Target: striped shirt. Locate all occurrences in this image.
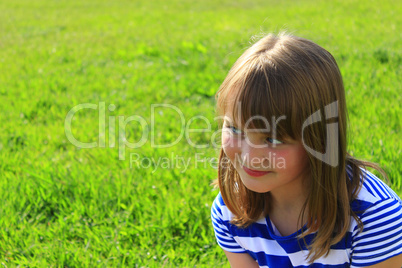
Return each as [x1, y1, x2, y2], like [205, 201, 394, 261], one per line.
[211, 169, 402, 267]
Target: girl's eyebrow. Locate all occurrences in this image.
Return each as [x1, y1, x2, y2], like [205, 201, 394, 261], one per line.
[224, 121, 273, 136]
[223, 120, 239, 129]
[223, 115, 238, 126]
[223, 115, 275, 135]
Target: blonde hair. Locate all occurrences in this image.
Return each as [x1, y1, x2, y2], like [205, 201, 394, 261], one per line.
[215, 32, 386, 263]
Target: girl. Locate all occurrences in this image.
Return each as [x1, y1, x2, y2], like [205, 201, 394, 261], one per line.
[211, 33, 402, 267]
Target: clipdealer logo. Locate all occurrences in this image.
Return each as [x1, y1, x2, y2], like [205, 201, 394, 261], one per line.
[64, 101, 340, 167]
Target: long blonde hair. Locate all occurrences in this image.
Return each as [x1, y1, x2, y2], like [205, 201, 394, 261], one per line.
[215, 32, 386, 263]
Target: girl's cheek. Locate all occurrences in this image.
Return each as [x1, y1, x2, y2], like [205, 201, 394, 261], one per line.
[221, 131, 231, 148]
[222, 134, 238, 160]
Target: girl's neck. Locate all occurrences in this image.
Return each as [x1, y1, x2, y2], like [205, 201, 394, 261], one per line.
[269, 188, 308, 216]
[267, 173, 311, 235]
[270, 174, 310, 210]
[268, 190, 309, 236]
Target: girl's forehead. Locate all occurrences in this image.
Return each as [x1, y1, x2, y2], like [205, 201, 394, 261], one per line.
[218, 86, 293, 138]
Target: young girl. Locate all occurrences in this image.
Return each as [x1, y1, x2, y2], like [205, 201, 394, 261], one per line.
[211, 33, 402, 267]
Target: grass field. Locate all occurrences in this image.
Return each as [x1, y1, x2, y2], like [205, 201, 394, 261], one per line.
[0, 0, 401, 266]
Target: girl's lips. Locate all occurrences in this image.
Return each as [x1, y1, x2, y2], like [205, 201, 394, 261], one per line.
[242, 166, 271, 177]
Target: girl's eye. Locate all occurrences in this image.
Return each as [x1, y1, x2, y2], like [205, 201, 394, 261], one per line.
[228, 126, 243, 135]
[266, 137, 283, 145]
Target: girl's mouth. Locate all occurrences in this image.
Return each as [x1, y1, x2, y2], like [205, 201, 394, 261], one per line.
[242, 166, 271, 177]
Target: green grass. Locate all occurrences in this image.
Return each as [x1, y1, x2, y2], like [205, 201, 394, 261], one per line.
[0, 0, 401, 266]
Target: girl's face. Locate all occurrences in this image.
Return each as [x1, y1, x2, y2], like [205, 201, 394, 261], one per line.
[222, 114, 310, 194]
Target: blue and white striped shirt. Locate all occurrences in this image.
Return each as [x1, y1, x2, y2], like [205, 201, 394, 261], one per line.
[211, 170, 402, 267]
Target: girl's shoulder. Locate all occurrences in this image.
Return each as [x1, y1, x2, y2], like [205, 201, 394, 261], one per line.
[349, 168, 402, 214]
[211, 192, 234, 221]
[348, 169, 402, 265]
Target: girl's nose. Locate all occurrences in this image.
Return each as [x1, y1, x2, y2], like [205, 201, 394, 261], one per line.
[241, 138, 270, 168]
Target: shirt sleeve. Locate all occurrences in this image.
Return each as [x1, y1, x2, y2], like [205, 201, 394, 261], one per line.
[350, 198, 402, 267]
[211, 192, 246, 253]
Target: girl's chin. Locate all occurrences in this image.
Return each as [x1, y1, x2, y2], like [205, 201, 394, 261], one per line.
[240, 179, 272, 193]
